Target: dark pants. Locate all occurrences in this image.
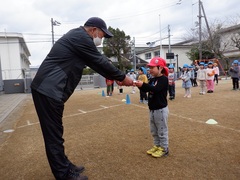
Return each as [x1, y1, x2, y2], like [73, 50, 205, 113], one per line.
[214, 74, 219, 84]
[31, 89, 71, 180]
[140, 89, 148, 101]
[232, 77, 239, 89]
[193, 78, 198, 86]
[107, 85, 112, 96]
[168, 84, 175, 99]
[190, 78, 194, 86]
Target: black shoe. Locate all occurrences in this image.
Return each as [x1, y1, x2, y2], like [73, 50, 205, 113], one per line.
[70, 164, 85, 174]
[66, 173, 88, 180]
[66, 166, 88, 180]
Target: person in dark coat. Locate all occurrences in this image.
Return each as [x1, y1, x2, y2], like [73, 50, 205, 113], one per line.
[31, 17, 133, 180]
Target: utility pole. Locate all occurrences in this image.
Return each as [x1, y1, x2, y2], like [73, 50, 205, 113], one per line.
[159, 14, 162, 57]
[133, 37, 136, 71]
[168, 25, 172, 63]
[130, 37, 136, 71]
[198, 0, 202, 61]
[200, 2, 216, 57]
[51, 18, 61, 46]
[168, 25, 171, 53]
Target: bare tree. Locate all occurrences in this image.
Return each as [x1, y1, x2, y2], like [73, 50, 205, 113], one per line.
[231, 32, 240, 50]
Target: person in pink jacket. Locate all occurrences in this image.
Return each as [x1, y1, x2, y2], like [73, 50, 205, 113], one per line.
[206, 61, 215, 93]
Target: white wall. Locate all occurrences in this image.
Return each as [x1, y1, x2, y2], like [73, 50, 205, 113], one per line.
[219, 25, 240, 58]
[0, 33, 30, 80]
[137, 45, 192, 71]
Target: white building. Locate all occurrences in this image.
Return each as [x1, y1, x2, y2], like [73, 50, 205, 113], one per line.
[135, 43, 192, 71]
[218, 24, 240, 60]
[0, 32, 31, 80]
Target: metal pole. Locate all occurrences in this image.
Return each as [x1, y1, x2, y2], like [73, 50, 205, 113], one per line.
[51, 18, 54, 46]
[198, 0, 202, 61]
[159, 14, 162, 57]
[168, 25, 171, 53]
[176, 54, 179, 77]
[168, 25, 172, 63]
[133, 37, 136, 71]
[201, 1, 215, 57]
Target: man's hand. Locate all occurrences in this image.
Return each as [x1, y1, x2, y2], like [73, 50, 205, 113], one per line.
[116, 76, 133, 86]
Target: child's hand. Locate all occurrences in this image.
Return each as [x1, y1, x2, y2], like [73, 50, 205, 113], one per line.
[134, 80, 143, 87]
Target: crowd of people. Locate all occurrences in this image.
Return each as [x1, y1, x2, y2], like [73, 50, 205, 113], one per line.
[108, 59, 239, 101]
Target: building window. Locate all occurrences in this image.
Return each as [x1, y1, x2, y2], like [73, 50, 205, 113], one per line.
[145, 53, 152, 59]
[154, 51, 160, 57]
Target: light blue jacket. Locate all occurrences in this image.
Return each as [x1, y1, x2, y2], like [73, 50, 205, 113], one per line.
[180, 71, 192, 88]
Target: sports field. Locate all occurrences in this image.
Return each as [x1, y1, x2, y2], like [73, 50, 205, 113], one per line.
[0, 79, 239, 180]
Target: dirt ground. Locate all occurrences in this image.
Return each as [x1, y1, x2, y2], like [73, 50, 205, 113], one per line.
[0, 79, 240, 180]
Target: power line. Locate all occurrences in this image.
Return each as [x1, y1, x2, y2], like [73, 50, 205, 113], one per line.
[61, 0, 182, 24]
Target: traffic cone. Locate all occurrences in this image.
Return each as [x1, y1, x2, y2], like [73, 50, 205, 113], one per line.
[126, 94, 131, 104]
[102, 90, 105, 97]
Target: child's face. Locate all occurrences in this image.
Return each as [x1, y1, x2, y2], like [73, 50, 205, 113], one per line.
[138, 70, 143, 74]
[183, 67, 187, 71]
[208, 64, 213, 68]
[169, 68, 174, 73]
[148, 66, 163, 77]
[199, 65, 204, 69]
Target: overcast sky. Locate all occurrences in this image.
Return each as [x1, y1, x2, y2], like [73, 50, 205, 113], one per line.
[0, 0, 239, 66]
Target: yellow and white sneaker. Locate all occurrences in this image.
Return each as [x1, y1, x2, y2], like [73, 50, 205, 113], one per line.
[146, 145, 159, 155]
[151, 147, 169, 158]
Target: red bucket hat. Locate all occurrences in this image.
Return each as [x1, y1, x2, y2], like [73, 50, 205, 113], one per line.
[147, 57, 169, 76]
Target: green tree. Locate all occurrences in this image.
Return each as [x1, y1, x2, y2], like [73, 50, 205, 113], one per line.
[186, 43, 214, 63]
[102, 27, 131, 71]
[82, 67, 96, 75]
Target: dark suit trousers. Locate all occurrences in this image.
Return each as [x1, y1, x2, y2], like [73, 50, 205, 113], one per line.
[31, 89, 71, 180]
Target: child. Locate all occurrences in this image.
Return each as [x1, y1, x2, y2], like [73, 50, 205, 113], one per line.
[168, 64, 176, 100]
[146, 68, 152, 81]
[193, 66, 198, 87]
[118, 85, 123, 94]
[129, 69, 137, 93]
[189, 65, 195, 87]
[180, 64, 192, 98]
[134, 57, 169, 158]
[137, 67, 148, 103]
[229, 60, 239, 90]
[213, 63, 220, 85]
[106, 79, 114, 96]
[197, 62, 207, 95]
[206, 61, 215, 93]
[204, 64, 208, 69]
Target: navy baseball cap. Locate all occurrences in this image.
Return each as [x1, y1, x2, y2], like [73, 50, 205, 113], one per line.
[84, 17, 113, 38]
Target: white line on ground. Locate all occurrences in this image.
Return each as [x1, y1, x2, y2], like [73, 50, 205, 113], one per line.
[110, 97, 240, 133]
[78, 109, 87, 113]
[14, 97, 239, 133]
[64, 104, 123, 119]
[17, 122, 39, 129]
[100, 105, 109, 109]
